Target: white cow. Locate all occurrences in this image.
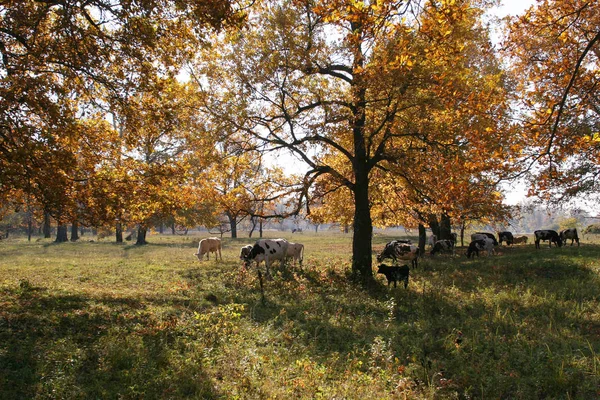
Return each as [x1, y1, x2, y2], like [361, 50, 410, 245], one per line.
[243, 238, 289, 278]
[194, 237, 222, 261]
[286, 242, 304, 265]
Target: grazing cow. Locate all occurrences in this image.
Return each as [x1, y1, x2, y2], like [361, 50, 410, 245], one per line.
[534, 230, 563, 249]
[239, 245, 253, 267]
[430, 239, 455, 256]
[498, 231, 514, 246]
[475, 232, 499, 246]
[286, 242, 305, 265]
[513, 235, 528, 244]
[195, 237, 222, 261]
[466, 238, 495, 258]
[244, 238, 289, 278]
[377, 241, 419, 269]
[239, 245, 253, 259]
[377, 264, 410, 288]
[560, 228, 580, 246]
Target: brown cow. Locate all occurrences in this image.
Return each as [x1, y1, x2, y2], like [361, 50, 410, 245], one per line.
[513, 235, 528, 244]
[286, 242, 304, 265]
[195, 237, 222, 261]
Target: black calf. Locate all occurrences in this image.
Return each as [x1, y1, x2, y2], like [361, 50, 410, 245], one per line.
[377, 264, 410, 288]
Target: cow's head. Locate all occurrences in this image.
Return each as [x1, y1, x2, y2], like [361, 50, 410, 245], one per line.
[244, 243, 265, 261]
[555, 236, 563, 247]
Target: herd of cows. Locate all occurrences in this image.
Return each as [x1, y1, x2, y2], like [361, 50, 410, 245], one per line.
[193, 228, 581, 287]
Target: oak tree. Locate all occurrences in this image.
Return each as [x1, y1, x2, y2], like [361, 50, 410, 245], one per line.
[198, 0, 514, 281]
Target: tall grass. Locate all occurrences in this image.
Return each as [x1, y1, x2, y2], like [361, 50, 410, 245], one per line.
[1, 232, 599, 399]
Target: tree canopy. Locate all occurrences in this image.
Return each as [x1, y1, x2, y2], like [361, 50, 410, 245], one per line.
[504, 0, 600, 206]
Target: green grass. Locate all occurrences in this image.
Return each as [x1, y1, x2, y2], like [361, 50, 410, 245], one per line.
[1, 231, 599, 399]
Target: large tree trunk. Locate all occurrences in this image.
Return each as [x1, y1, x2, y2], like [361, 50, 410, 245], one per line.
[351, 181, 373, 282]
[428, 214, 441, 239]
[55, 224, 68, 243]
[135, 225, 147, 245]
[43, 211, 51, 238]
[349, 27, 373, 283]
[440, 213, 452, 241]
[70, 221, 79, 242]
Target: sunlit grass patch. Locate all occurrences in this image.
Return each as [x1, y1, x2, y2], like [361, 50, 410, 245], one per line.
[1, 233, 599, 399]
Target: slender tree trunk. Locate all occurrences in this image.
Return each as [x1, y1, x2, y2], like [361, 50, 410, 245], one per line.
[27, 210, 33, 242]
[171, 222, 176, 235]
[249, 216, 256, 238]
[228, 213, 238, 239]
[136, 225, 147, 245]
[259, 219, 263, 238]
[418, 223, 426, 256]
[115, 220, 123, 243]
[55, 224, 68, 243]
[70, 221, 79, 241]
[460, 220, 466, 247]
[43, 211, 51, 238]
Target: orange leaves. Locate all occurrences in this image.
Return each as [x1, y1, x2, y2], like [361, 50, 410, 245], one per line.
[503, 0, 600, 202]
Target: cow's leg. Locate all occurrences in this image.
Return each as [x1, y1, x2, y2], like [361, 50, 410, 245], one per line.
[218, 247, 222, 261]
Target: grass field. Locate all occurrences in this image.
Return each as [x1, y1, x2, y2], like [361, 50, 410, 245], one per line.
[1, 231, 599, 399]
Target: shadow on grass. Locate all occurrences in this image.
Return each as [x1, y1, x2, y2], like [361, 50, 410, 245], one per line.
[177, 245, 600, 399]
[0, 284, 219, 400]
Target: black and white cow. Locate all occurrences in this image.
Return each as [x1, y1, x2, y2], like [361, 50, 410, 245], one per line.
[534, 230, 563, 249]
[466, 238, 495, 258]
[560, 228, 580, 246]
[430, 239, 455, 256]
[244, 238, 289, 278]
[497, 231, 514, 246]
[377, 241, 419, 269]
[239, 244, 254, 267]
[474, 232, 499, 246]
[239, 245, 253, 260]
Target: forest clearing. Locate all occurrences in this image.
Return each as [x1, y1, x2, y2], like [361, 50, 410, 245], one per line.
[1, 232, 599, 399]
